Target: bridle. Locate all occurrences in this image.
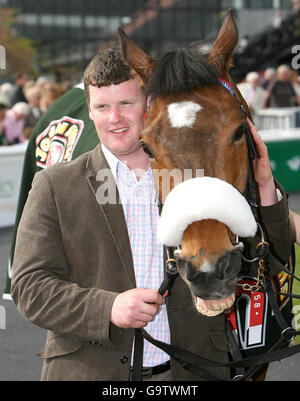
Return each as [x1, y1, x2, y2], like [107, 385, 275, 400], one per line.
[132, 78, 300, 381]
[141, 77, 267, 265]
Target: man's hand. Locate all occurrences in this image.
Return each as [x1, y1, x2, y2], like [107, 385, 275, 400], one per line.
[247, 118, 277, 206]
[110, 288, 165, 329]
[289, 210, 300, 245]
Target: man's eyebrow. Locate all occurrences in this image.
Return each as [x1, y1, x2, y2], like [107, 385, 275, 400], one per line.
[120, 96, 142, 102]
[92, 96, 143, 107]
[92, 103, 107, 108]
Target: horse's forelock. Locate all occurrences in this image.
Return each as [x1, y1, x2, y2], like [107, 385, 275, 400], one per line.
[146, 48, 219, 96]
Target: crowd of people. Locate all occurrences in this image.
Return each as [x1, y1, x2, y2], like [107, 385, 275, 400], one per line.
[0, 73, 72, 146]
[1, 65, 299, 147]
[237, 65, 300, 120]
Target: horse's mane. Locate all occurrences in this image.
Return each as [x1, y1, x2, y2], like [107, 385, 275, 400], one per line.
[146, 48, 218, 96]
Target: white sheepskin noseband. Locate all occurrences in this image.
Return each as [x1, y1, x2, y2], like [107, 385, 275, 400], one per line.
[157, 177, 257, 246]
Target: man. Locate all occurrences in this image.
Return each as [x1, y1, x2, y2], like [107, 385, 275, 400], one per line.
[264, 64, 299, 108]
[23, 85, 43, 140]
[9, 72, 28, 107]
[2, 101, 30, 144]
[238, 71, 265, 117]
[11, 46, 292, 381]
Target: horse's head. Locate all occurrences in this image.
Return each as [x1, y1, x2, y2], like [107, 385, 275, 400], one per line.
[119, 10, 257, 316]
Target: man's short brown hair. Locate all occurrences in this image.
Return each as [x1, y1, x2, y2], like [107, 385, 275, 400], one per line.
[83, 46, 135, 106]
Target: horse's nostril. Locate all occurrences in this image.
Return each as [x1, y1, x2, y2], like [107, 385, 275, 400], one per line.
[186, 262, 202, 282]
[215, 251, 241, 279]
[215, 255, 230, 279]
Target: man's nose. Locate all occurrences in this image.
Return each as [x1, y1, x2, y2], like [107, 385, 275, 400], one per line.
[108, 106, 121, 123]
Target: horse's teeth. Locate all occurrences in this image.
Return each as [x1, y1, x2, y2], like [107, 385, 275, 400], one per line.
[195, 293, 235, 316]
[196, 303, 222, 316]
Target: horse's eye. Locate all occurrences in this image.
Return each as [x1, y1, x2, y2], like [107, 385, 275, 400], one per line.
[232, 125, 246, 143]
[140, 141, 155, 161]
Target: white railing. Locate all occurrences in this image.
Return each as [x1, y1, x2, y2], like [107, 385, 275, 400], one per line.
[0, 142, 27, 228]
[256, 107, 300, 130]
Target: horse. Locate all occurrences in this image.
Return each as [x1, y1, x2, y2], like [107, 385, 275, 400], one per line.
[118, 10, 299, 381]
[118, 10, 259, 319]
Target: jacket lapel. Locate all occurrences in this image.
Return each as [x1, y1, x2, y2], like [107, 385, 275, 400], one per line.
[86, 145, 136, 287]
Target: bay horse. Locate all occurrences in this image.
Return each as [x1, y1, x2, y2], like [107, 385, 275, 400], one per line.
[119, 10, 258, 318]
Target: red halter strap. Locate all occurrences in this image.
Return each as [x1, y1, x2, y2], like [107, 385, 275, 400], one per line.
[143, 94, 155, 120]
[218, 77, 236, 97]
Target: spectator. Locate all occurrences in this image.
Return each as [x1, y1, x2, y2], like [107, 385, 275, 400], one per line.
[36, 76, 50, 91]
[0, 102, 8, 145]
[0, 82, 13, 105]
[23, 86, 43, 140]
[292, 0, 300, 13]
[272, 10, 283, 28]
[23, 80, 36, 95]
[264, 65, 299, 107]
[260, 67, 276, 90]
[2, 102, 30, 145]
[58, 81, 73, 96]
[39, 83, 61, 113]
[290, 70, 300, 102]
[240, 71, 265, 115]
[9, 72, 28, 107]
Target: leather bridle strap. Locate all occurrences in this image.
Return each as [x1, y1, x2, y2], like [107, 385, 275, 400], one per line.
[135, 326, 300, 381]
[218, 79, 259, 221]
[132, 328, 144, 381]
[240, 106, 260, 222]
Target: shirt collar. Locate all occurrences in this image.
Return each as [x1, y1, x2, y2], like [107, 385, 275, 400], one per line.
[101, 143, 121, 180]
[101, 143, 152, 182]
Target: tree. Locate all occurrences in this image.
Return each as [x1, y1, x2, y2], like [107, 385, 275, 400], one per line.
[0, 8, 37, 76]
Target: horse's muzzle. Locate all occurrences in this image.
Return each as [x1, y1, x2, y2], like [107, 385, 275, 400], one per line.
[215, 250, 242, 280]
[178, 249, 241, 301]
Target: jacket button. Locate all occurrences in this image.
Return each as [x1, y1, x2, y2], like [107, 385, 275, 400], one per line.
[120, 356, 129, 364]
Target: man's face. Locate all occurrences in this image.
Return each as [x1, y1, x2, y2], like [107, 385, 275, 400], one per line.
[277, 68, 289, 82]
[88, 78, 146, 160]
[14, 112, 26, 121]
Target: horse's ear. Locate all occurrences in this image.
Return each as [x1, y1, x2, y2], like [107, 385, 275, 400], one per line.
[118, 29, 156, 85]
[208, 9, 238, 75]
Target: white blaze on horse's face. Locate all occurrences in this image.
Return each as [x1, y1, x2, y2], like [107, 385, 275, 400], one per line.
[168, 101, 203, 128]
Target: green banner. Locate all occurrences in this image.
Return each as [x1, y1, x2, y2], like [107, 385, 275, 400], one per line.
[266, 139, 300, 193]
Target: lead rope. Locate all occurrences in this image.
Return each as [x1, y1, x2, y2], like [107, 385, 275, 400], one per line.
[131, 250, 178, 381]
[131, 197, 178, 381]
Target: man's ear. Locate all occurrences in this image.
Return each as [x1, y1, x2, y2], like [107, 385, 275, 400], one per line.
[88, 107, 94, 121]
